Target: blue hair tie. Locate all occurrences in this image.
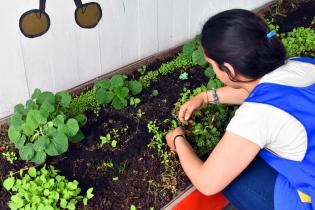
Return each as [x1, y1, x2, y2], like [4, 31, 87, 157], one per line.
[266, 30, 276, 39]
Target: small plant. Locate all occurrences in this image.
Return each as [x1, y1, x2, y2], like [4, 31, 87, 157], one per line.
[130, 97, 141, 107]
[182, 36, 208, 67]
[147, 121, 170, 165]
[264, 18, 280, 33]
[95, 75, 143, 110]
[151, 89, 159, 97]
[8, 89, 86, 164]
[179, 72, 189, 80]
[112, 176, 119, 181]
[3, 165, 93, 210]
[68, 87, 101, 117]
[130, 204, 137, 210]
[96, 159, 114, 171]
[136, 109, 145, 118]
[1, 146, 17, 164]
[100, 129, 119, 148]
[137, 65, 147, 75]
[139, 70, 159, 88]
[281, 27, 315, 57]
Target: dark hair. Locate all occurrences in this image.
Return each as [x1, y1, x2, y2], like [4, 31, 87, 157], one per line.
[201, 9, 286, 81]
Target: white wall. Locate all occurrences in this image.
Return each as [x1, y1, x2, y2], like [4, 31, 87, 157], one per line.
[0, 0, 271, 119]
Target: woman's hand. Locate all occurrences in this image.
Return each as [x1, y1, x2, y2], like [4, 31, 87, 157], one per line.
[178, 92, 207, 123]
[165, 127, 186, 152]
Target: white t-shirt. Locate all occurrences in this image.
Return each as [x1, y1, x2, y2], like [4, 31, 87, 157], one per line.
[226, 60, 315, 161]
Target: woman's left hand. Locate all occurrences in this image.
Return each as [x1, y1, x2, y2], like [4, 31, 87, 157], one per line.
[166, 127, 186, 152]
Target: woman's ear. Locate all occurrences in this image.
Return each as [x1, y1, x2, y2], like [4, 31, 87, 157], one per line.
[222, 62, 237, 78]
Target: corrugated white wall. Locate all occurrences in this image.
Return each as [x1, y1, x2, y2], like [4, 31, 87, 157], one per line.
[0, 0, 271, 119]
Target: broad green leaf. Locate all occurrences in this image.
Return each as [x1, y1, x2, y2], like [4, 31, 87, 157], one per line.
[36, 91, 55, 105]
[115, 87, 129, 98]
[31, 151, 46, 164]
[28, 167, 37, 178]
[69, 130, 85, 144]
[65, 119, 79, 137]
[95, 79, 111, 89]
[40, 101, 55, 118]
[26, 110, 47, 128]
[26, 99, 37, 110]
[52, 115, 65, 127]
[33, 136, 50, 152]
[46, 132, 68, 156]
[112, 96, 128, 110]
[3, 177, 15, 190]
[96, 88, 114, 104]
[15, 135, 26, 149]
[204, 66, 215, 79]
[110, 75, 125, 88]
[19, 143, 35, 161]
[10, 112, 23, 128]
[192, 47, 208, 67]
[129, 80, 142, 95]
[8, 126, 21, 142]
[182, 38, 198, 58]
[56, 91, 72, 108]
[14, 104, 25, 114]
[21, 123, 35, 137]
[31, 88, 42, 100]
[74, 114, 87, 127]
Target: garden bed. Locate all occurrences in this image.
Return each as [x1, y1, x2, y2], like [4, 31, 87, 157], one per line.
[1, 1, 314, 210]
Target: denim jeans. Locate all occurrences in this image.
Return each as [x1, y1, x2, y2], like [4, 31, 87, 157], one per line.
[222, 156, 278, 210]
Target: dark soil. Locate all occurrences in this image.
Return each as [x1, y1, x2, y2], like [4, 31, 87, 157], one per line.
[264, 0, 315, 32]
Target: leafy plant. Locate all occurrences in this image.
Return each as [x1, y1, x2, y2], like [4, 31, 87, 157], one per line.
[264, 18, 280, 33]
[68, 87, 101, 117]
[147, 121, 171, 165]
[182, 36, 208, 67]
[130, 204, 137, 210]
[139, 70, 159, 88]
[95, 75, 143, 110]
[3, 165, 93, 210]
[179, 72, 189, 80]
[100, 129, 119, 148]
[8, 89, 86, 164]
[281, 27, 315, 57]
[130, 97, 141, 107]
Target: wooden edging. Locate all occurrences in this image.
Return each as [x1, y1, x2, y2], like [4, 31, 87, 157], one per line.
[0, 45, 182, 126]
[161, 185, 195, 210]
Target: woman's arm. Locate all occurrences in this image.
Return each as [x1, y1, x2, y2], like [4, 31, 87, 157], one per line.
[179, 86, 249, 122]
[166, 129, 260, 195]
[212, 86, 249, 105]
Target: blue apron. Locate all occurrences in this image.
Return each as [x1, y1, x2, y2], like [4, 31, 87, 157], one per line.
[245, 57, 315, 210]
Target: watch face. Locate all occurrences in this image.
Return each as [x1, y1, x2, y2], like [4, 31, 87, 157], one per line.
[19, 9, 50, 38]
[75, 2, 102, 28]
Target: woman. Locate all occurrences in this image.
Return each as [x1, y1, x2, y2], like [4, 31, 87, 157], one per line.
[166, 9, 315, 210]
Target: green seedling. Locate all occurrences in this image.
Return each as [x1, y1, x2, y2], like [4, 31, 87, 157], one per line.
[130, 97, 141, 107]
[151, 89, 159, 97]
[137, 65, 147, 75]
[136, 109, 145, 118]
[179, 72, 189, 80]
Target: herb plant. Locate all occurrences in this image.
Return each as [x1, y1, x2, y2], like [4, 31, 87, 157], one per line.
[95, 75, 143, 110]
[151, 89, 159, 97]
[68, 87, 101, 117]
[3, 165, 93, 210]
[1, 146, 17, 164]
[281, 27, 315, 57]
[8, 89, 86, 164]
[100, 129, 119, 148]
